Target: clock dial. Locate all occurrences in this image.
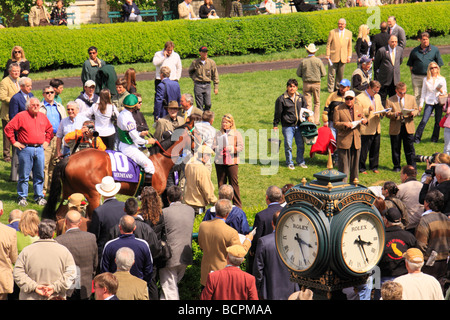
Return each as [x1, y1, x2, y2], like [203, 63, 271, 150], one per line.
[277, 210, 319, 272]
[340, 212, 384, 274]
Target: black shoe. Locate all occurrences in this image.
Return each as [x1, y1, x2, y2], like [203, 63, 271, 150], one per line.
[392, 168, 401, 172]
[144, 173, 153, 186]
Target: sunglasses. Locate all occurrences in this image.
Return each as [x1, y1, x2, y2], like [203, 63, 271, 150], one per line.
[44, 91, 55, 94]
[13, 51, 21, 54]
[345, 97, 354, 100]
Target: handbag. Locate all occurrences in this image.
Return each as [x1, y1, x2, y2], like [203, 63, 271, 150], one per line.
[438, 94, 448, 106]
[439, 113, 448, 128]
[156, 221, 172, 268]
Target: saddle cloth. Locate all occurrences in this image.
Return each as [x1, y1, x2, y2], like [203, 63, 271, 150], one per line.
[106, 150, 142, 183]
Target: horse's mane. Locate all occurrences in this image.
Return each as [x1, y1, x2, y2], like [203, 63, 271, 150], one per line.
[148, 124, 192, 156]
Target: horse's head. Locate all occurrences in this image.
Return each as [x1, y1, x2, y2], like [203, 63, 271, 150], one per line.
[149, 124, 199, 161]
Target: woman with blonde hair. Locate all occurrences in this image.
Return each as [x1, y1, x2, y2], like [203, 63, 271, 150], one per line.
[17, 209, 40, 254]
[3, 46, 30, 78]
[83, 88, 119, 150]
[414, 62, 447, 144]
[355, 24, 372, 66]
[213, 114, 244, 208]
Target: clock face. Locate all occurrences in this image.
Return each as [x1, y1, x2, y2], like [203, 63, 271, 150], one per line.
[277, 210, 319, 272]
[340, 212, 384, 274]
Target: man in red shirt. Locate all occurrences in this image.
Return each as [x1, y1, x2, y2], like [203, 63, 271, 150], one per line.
[4, 97, 53, 207]
[200, 245, 258, 300]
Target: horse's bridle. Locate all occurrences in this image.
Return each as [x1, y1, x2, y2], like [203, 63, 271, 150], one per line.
[148, 126, 198, 159]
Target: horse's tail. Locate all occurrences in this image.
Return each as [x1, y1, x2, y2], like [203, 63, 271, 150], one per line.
[42, 157, 69, 220]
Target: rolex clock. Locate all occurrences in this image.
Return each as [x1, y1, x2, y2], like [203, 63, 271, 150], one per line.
[276, 202, 330, 278]
[330, 207, 385, 278]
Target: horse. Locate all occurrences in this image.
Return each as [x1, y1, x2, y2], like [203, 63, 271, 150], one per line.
[42, 123, 197, 221]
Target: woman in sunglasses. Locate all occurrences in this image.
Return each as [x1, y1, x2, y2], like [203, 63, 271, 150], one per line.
[3, 46, 30, 79]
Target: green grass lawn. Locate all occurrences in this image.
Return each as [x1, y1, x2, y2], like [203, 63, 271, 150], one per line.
[1, 52, 449, 229]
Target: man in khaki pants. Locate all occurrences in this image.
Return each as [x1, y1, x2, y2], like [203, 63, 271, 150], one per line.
[297, 44, 326, 125]
[326, 18, 353, 93]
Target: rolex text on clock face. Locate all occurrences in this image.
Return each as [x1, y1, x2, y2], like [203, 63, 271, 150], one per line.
[341, 213, 383, 273]
[278, 211, 319, 272]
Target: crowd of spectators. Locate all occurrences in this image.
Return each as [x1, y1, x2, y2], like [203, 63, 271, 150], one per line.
[0, 4, 448, 302]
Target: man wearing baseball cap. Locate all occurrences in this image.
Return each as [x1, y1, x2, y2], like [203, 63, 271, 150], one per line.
[393, 248, 444, 300]
[117, 94, 156, 180]
[188, 46, 219, 111]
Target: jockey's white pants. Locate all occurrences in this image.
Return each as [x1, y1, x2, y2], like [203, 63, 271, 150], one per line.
[119, 142, 155, 174]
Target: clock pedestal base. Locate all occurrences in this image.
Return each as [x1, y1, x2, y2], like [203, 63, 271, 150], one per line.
[290, 270, 370, 300]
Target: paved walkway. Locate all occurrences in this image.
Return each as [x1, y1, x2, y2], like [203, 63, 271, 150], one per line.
[32, 45, 450, 91]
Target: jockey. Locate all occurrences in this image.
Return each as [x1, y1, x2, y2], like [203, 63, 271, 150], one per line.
[117, 94, 156, 180]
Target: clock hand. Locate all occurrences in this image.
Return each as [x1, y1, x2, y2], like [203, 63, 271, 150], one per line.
[294, 233, 307, 265]
[355, 235, 369, 263]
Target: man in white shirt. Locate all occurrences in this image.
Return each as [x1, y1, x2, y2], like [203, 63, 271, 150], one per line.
[75, 80, 100, 114]
[152, 41, 182, 90]
[394, 248, 444, 300]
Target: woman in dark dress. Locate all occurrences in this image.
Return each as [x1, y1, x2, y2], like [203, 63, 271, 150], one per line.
[3, 46, 30, 79]
[199, 0, 218, 18]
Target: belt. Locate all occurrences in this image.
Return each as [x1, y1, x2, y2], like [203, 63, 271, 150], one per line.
[194, 81, 210, 84]
[25, 144, 42, 148]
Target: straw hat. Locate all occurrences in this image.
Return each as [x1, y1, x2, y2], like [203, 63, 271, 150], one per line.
[305, 43, 318, 53]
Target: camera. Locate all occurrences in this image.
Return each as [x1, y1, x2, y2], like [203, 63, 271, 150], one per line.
[85, 124, 99, 138]
[415, 153, 438, 164]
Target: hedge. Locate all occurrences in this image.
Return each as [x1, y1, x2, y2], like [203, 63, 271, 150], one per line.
[0, 2, 449, 72]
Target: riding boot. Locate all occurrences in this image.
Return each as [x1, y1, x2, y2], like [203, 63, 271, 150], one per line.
[144, 173, 153, 186]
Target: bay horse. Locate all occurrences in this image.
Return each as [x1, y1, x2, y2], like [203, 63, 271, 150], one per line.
[42, 123, 197, 221]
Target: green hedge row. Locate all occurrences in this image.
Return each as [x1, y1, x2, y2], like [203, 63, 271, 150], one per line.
[0, 2, 449, 72]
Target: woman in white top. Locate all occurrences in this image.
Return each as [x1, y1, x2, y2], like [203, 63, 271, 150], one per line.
[414, 62, 447, 143]
[83, 89, 119, 150]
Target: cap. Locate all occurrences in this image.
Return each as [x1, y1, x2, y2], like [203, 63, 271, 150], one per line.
[199, 46, 208, 52]
[403, 248, 424, 263]
[344, 90, 355, 98]
[84, 80, 96, 87]
[360, 56, 373, 64]
[123, 94, 139, 108]
[340, 79, 351, 87]
[226, 245, 247, 258]
[197, 144, 215, 155]
[382, 207, 402, 223]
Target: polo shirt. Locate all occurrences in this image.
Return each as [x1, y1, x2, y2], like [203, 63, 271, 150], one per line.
[407, 45, 444, 75]
[4, 110, 53, 145]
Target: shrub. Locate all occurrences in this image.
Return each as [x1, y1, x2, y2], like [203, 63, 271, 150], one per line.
[0, 2, 448, 72]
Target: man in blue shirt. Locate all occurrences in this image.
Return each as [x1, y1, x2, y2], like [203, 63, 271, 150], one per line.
[203, 184, 250, 235]
[154, 66, 181, 121]
[100, 215, 153, 286]
[407, 32, 444, 108]
[39, 85, 66, 195]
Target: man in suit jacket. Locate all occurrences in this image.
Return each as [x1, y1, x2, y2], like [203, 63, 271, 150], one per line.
[55, 210, 98, 300]
[198, 199, 253, 286]
[8, 77, 34, 182]
[178, 0, 197, 19]
[159, 186, 196, 300]
[248, 185, 283, 274]
[88, 176, 125, 264]
[0, 62, 20, 162]
[386, 82, 419, 171]
[387, 16, 406, 49]
[253, 210, 300, 300]
[356, 80, 384, 174]
[370, 21, 390, 59]
[154, 66, 181, 122]
[373, 35, 403, 106]
[0, 202, 18, 300]
[28, 0, 51, 27]
[326, 18, 353, 93]
[114, 247, 149, 300]
[200, 245, 258, 300]
[333, 90, 368, 183]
